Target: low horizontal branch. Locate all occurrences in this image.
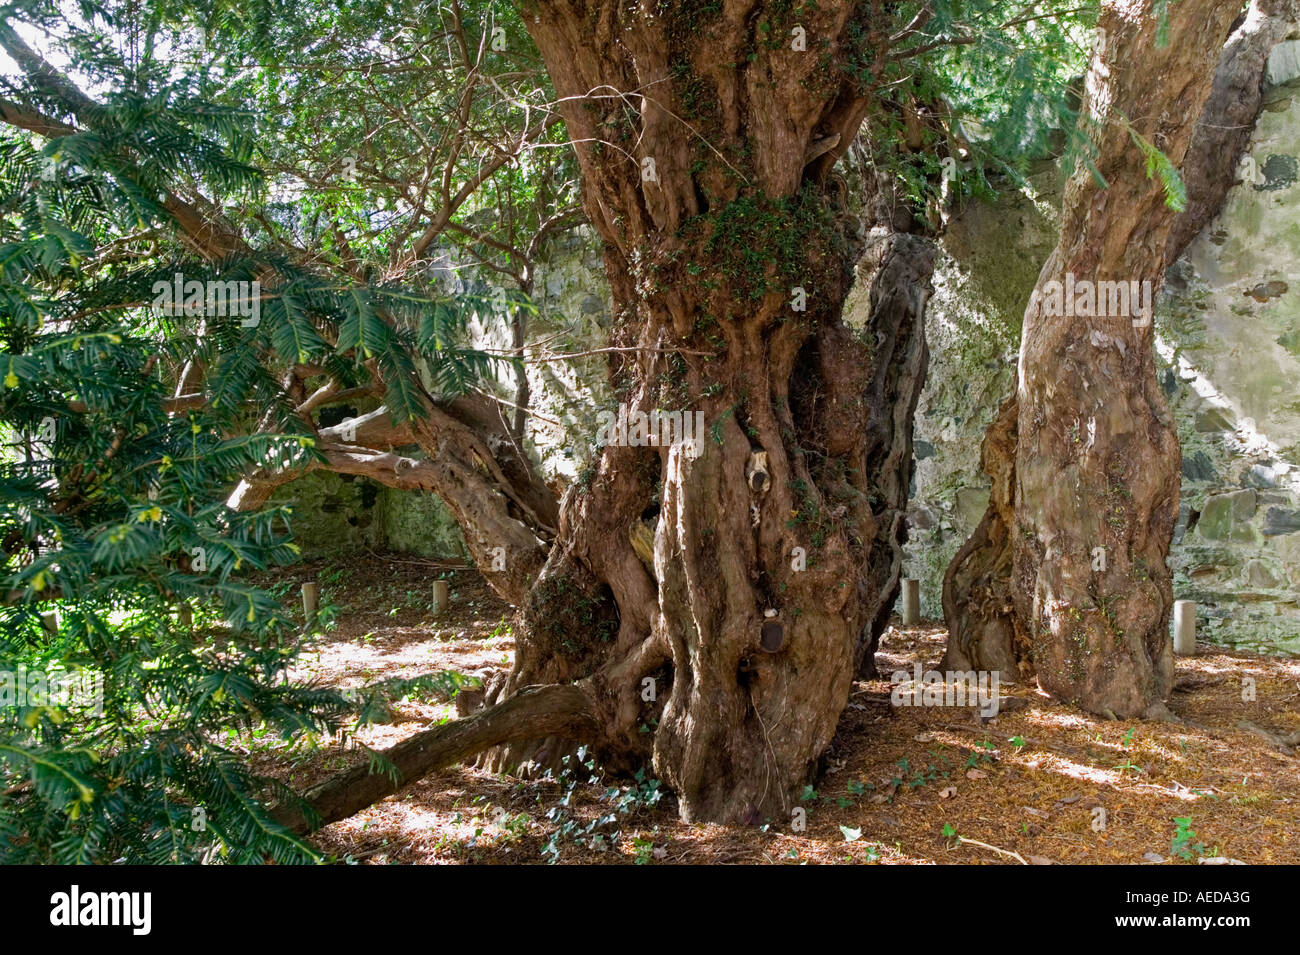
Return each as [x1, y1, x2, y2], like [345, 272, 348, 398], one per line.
[276, 683, 599, 834]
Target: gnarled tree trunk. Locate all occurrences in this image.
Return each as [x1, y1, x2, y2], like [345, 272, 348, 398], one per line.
[470, 0, 938, 823]
[941, 391, 1023, 677]
[942, 0, 1250, 716]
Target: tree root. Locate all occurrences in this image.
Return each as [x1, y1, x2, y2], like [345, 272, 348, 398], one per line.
[1141, 702, 1183, 724]
[1236, 720, 1299, 756]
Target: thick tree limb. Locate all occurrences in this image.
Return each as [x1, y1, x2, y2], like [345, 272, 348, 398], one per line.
[66, 393, 205, 415]
[0, 97, 75, 137]
[277, 683, 599, 834]
[229, 398, 554, 604]
[277, 630, 670, 833]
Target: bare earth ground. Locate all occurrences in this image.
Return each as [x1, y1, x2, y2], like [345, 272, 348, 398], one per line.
[248, 554, 1300, 865]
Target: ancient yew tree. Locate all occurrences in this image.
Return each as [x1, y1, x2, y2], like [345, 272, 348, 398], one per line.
[5, 0, 938, 829]
[294, 0, 1252, 829]
[943, 0, 1260, 718]
[273, 0, 965, 829]
[10, 0, 1257, 841]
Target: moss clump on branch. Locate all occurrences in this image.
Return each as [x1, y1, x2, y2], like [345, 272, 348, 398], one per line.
[676, 188, 841, 307]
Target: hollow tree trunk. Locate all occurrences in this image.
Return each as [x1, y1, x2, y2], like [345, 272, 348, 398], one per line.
[479, 0, 935, 823]
[942, 0, 1243, 716]
[845, 229, 934, 680]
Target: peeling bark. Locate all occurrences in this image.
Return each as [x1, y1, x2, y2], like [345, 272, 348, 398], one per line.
[843, 232, 934, 679]
[941, 392, 1024, 676]
[943, 0, 1246, 716]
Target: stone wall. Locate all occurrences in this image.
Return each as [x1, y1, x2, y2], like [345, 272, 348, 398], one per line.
[1160, 67, 1300, 655]
[271, 234, 615, 560]
[520, 230, 615, 479]
[268, 399, 469, 558]
[268, 471, 470, 559]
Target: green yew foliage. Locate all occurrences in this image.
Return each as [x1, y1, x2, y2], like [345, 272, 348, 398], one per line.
[0, 0, 493, 862]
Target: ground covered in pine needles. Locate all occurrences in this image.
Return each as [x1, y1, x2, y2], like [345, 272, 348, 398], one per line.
[251, 555, 1300, 865]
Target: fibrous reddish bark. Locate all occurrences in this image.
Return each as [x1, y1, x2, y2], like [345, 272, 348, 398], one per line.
[943, 0, 1248, 716]
[941, 392, 1023, 677]
[475, 0, 937, 823]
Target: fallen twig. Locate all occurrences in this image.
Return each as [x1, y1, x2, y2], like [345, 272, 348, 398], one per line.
[956, 836, 1028, 865]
